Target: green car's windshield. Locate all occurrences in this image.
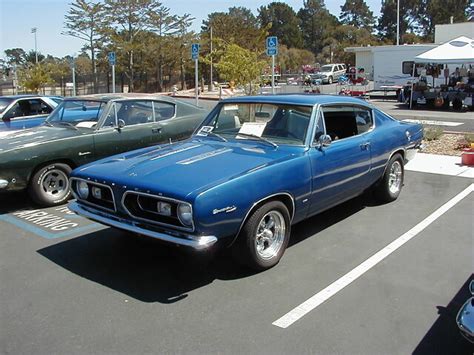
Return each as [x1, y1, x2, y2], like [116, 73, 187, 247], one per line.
[197, 102, 312, 146]
[47, 100, 106, 129]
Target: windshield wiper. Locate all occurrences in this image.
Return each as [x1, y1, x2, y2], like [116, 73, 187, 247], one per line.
[236, 132, 278, 148]
[57, 121, 78, 130]
[43, 121, 53, 127]
[206, 131, 227, 142]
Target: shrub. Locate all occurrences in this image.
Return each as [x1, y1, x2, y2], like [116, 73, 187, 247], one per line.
[423, 127, 443, 141]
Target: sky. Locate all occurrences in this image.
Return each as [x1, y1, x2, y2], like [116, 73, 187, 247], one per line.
[0, 0, 382, 58]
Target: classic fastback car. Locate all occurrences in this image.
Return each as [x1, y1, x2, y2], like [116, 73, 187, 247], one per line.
[0, 95, 62, 130]
[0, 94, 208, 206]
[68, 95, 423, 270]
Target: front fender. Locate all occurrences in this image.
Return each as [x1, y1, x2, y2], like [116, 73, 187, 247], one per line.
[192, 154, 311, 244]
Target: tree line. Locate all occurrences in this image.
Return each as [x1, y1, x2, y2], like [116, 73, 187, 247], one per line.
[1, 0, 472, 94]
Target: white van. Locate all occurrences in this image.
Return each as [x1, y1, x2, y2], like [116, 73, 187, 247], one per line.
[315, 64, 347, 84]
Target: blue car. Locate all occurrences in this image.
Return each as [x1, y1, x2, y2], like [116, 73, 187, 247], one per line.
[69, 95, 423, 270]
[0, 95, 62, 130]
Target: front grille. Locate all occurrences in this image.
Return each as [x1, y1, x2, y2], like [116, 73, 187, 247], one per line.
[71, 179, 115, 212]
[122, 191, 193, 231]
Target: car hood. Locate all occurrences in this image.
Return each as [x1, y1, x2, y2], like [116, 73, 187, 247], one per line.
[75, 139, 302, 199]
[0, 126, 84, 153]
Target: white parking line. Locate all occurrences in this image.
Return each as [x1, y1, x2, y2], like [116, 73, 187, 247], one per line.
[402, 118, 463, 127]
[272, 183, 474, 329]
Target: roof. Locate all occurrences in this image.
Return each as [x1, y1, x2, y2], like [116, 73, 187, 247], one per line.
[223, 94, 372, 107]
[414, 36, 474, 64]
[0, 94, 40, 99]
[345, 44, 436, 53]
[64, 93, 175, 103]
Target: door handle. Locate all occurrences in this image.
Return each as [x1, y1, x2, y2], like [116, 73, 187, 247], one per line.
[360, 142, 370, 150]
[152, 127, 161, 134]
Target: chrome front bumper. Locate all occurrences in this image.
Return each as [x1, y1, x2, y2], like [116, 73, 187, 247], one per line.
[68, 201, 218, 250]
[457, 297, 474, 343]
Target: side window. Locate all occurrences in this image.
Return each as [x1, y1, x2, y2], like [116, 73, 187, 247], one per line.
[402, 61, 414, 74]
[4, 102, 21, 119]
[153, 101, 175, 121]
[39, 99, 53, 114]
[115, 100, 153, 126]
[102, 104, 117, 128]
[313, 109, 325, 142]
[353, 107, 373, 134]
[321, 105, 358, 140]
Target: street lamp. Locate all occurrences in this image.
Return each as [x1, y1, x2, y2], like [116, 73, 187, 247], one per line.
[31, 27, 38, 64]
[396, 0, 400, 45]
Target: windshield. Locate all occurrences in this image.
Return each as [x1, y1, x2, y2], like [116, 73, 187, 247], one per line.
[47, 100, 106, 128]
[196, 102, 312, 146]
[320, 65, 333, 72]
[0, 98, 13, 113]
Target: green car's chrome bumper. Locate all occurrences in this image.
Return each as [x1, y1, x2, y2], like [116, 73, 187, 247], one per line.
[68, 201, 218, 250]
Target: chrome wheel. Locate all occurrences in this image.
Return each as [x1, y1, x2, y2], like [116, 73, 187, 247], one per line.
[255, 210, 286, 260]
[40, 169, 69, 198]
[388, 160, 402, 194]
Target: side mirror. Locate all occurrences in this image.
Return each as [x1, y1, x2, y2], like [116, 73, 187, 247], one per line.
[314, 134, 332, 149]
[470, 280, 474, 295]
[116, 119, 125, 130]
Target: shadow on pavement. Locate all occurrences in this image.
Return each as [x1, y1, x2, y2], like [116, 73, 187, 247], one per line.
[413, 274, 474, 355]
[37, 193, 377, 304]
[0, 191, 36, 215]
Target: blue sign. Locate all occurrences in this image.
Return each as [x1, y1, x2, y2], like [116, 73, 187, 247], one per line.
[108, 52, 116, 65]
[191, 43, 200, 60]
[266, 36, 278, 56]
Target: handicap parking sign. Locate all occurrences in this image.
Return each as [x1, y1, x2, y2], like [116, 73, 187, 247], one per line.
[191, 43, 200, 60]
[108, 52, 116, 65]
[266, 36, 278, 56]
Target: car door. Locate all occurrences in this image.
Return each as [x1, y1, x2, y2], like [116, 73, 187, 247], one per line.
[308, 104, 373, 215]
[92, 99, 156, 159]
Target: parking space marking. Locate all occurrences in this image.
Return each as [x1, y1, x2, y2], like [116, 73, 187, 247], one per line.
[272, 183, 474, 329]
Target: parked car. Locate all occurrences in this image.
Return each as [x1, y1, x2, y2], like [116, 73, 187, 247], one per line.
[0, 94, 208, 206]
[457, 280, 474, 343]
[68, 94, 423, 270]
[0, 95, 62, 130]
[314, 64, 347, 84]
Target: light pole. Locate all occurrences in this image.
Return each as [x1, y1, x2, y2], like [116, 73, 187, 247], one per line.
[31, 27, 38, 64]
[209, 26, 214, 92]
[396, 0, 400, 45]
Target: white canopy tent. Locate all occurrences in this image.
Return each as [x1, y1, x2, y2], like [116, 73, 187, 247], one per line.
[414, 36, 474, 64]
[410, 36, 474, 108]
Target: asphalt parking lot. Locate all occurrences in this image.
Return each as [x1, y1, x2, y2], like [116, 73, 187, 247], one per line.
[0, 171, 472, 354]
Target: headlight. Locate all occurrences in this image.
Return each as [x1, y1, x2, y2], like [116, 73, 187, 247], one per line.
[77, 181, 89, 199]
[177, 203, 193, 226]
[157, 201, 172, 216]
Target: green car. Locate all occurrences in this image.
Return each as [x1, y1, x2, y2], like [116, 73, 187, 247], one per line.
[0, 94, 208, 206]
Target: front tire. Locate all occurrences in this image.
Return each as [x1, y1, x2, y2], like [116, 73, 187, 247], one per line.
[233, 201, 290, 271]
[328, 76, 333, 84]
[374, 154, 404, 203]
[29, 163, 72, 206]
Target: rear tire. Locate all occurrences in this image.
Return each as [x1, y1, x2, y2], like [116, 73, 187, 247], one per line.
[374, 154, 404, 203]
[29, 163, 72, 207]
[232, 201, 290, 271]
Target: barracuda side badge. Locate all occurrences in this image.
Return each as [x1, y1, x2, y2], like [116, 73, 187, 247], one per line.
[213, 206, 237, 215]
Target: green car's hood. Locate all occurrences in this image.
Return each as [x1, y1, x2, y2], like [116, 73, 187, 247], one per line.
[0, 126, 85, 153]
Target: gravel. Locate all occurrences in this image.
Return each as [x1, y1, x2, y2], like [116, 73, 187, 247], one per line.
[421, 133, 467, 156]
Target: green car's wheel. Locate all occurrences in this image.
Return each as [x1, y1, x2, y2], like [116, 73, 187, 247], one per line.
[233, 201, 290, 271]
[29, 163, 72, 206]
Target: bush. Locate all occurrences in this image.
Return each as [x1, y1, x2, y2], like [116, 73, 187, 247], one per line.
[423, 127, 443, 141]
[464, 133, 474, 144]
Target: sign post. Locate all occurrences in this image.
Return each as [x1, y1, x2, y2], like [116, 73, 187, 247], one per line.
[69, 58, 76, 96]
[108, 52, 116, 93]
[266, 36, 278, 95]
[191, 43, 200, 106]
